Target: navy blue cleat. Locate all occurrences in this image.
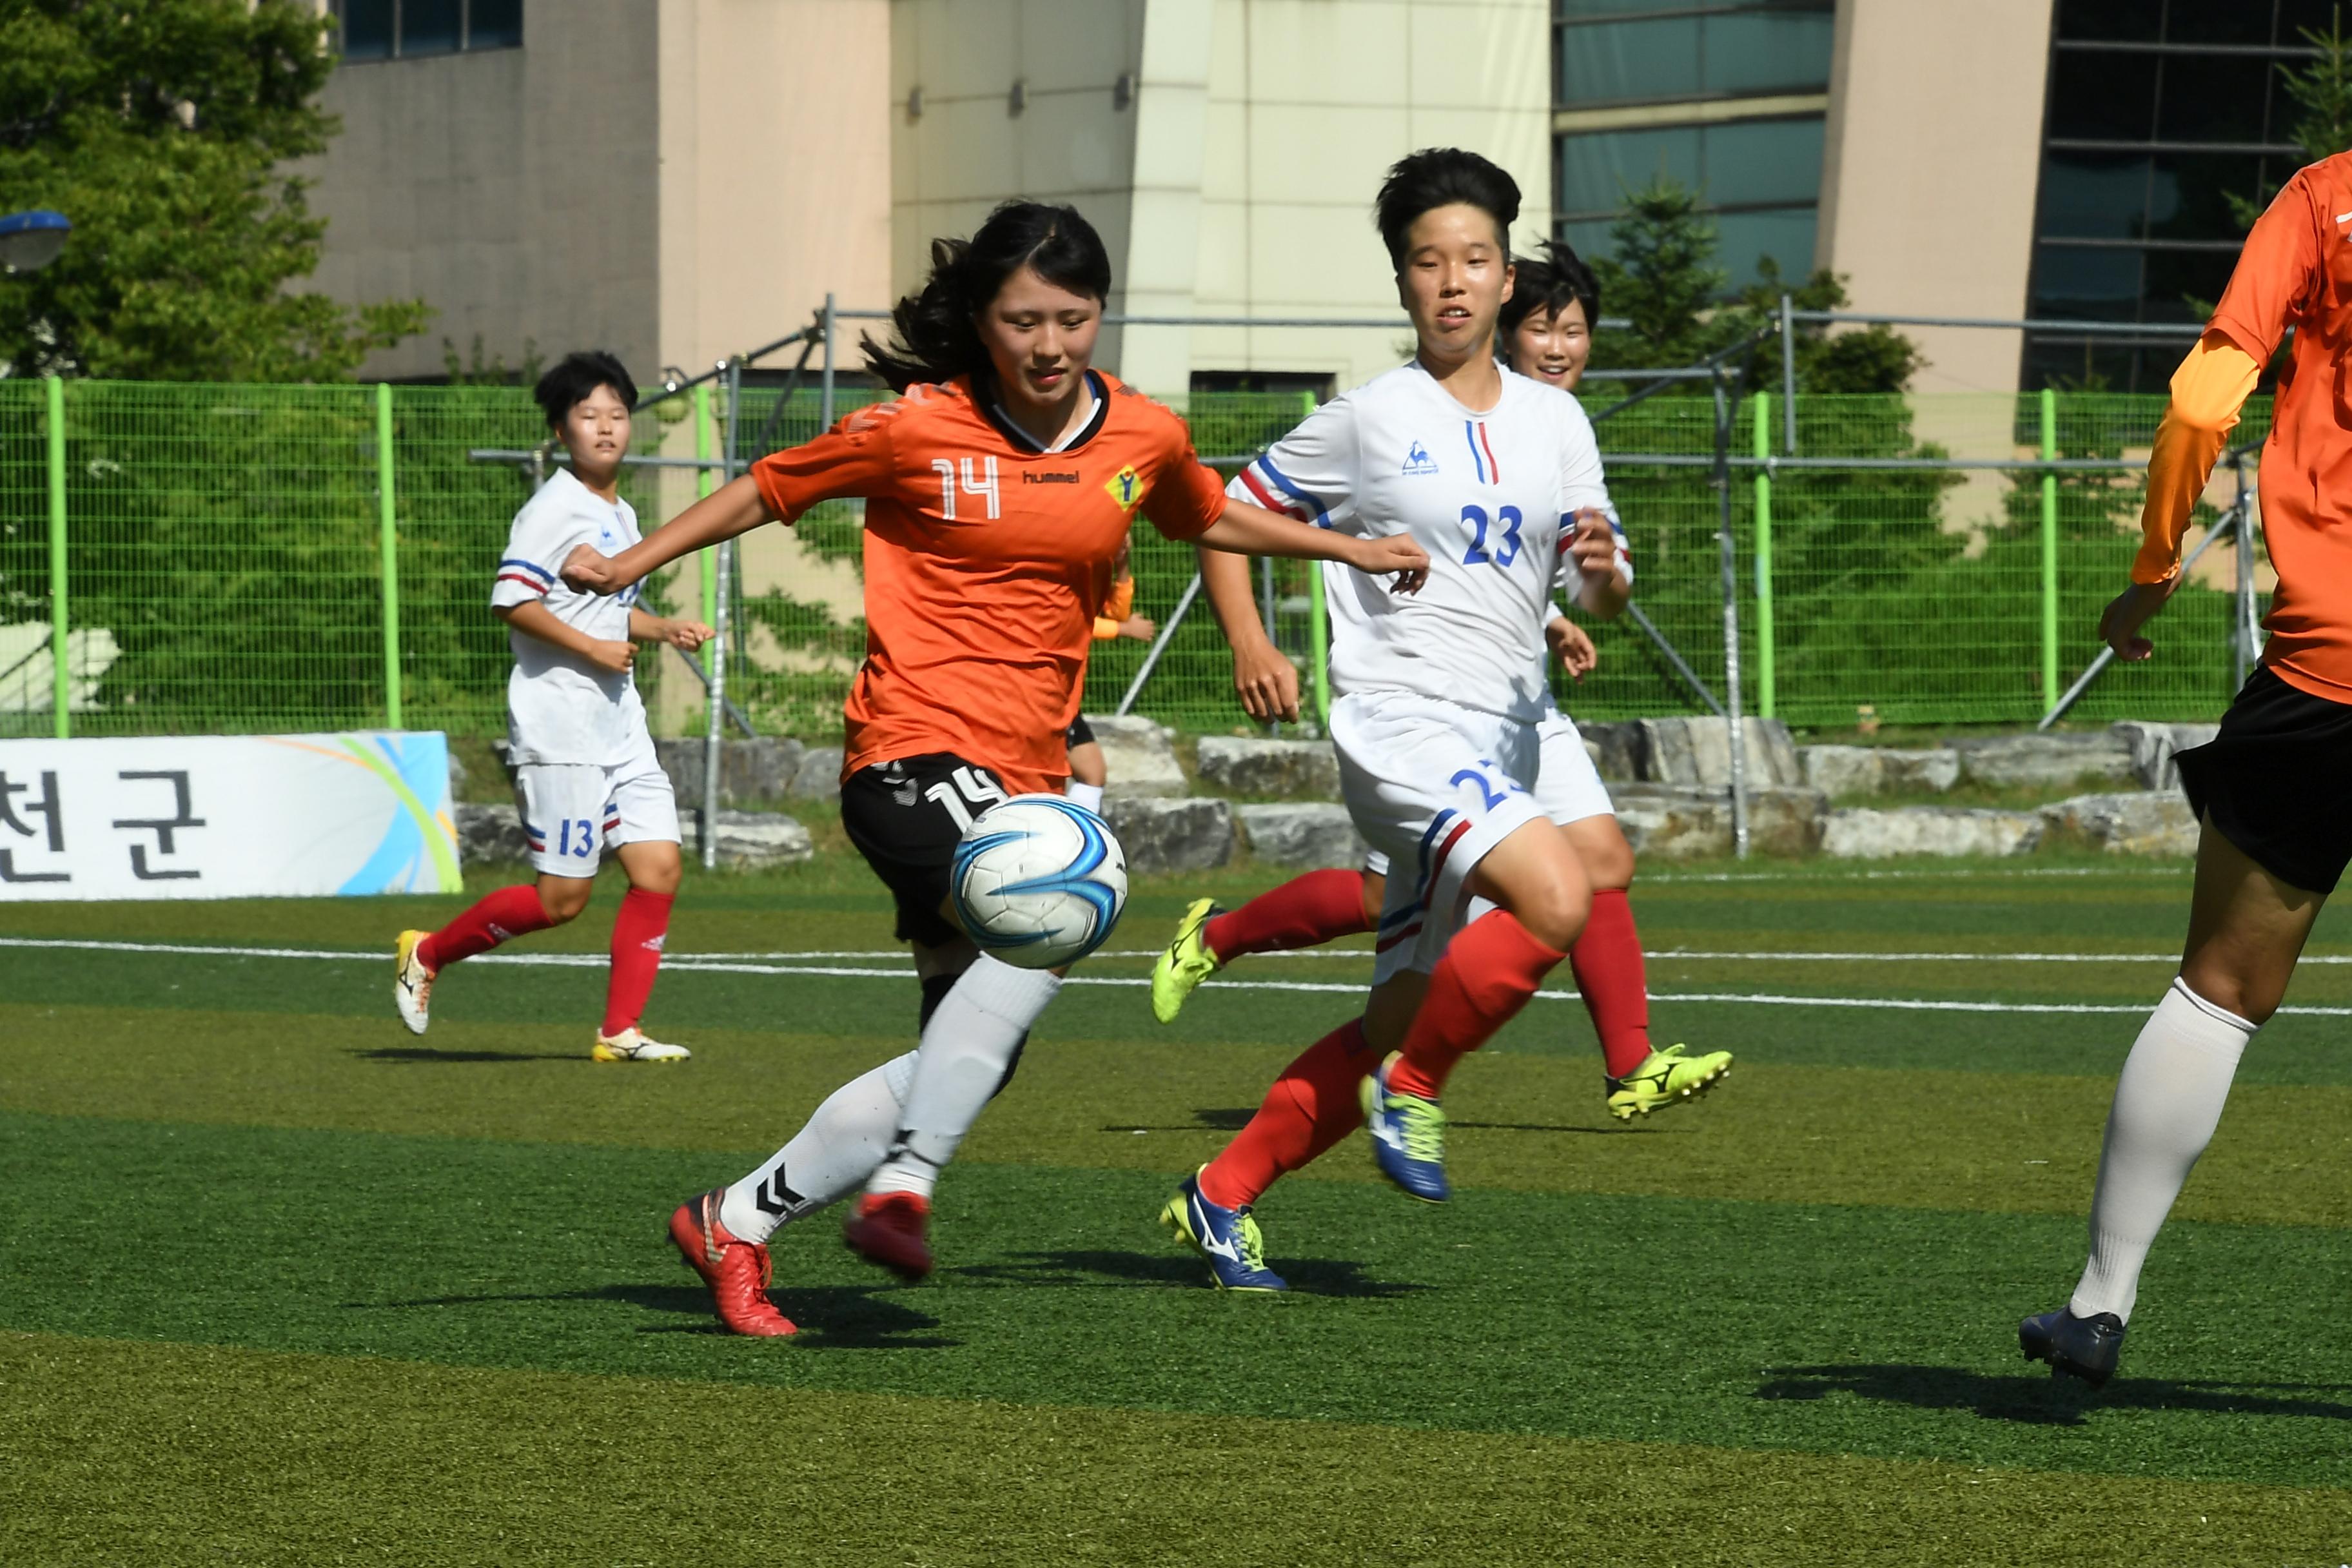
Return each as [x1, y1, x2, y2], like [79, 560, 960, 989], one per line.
[1363, 1052, 1450, 1203]
[2020, 1307, 2126, 1388]
[1159, 1170, 1286, 1291]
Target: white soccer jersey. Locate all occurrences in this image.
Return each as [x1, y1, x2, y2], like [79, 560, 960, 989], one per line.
[1229, 361, 1612, 723]
[490, 467, 650, 765]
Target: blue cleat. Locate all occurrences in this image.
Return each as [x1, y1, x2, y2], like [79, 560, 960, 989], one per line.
[1363, 1051, 1449, 1203]
[2019, 1306, 2126, 1388]
[1158, 1170, 1286, 1291]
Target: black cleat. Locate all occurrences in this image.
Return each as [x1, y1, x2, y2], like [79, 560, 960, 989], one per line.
[2019, 1307, 2126, 1388]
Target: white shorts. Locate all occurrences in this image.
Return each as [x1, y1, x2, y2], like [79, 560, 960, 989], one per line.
[1331, 691, 1547, 985]
[516, 736, 680, 877]
[1360, 701, 1614, 882]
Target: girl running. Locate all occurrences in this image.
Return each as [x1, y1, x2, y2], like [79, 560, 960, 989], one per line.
[563, 201, 1428, 1335]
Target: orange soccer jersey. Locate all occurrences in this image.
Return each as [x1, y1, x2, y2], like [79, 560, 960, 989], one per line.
[750, 372, 1228, 793]
[2139, 152, 2352, 701]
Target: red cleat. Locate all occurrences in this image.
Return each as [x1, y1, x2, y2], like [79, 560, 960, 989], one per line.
[669, 1189, 796, 1337]
[843, 1191, 933, 1280]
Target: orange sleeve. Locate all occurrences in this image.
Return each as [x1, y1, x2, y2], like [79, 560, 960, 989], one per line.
[1138, 413, 1231, 541]
[2209, 171, 2324, 362]
[1091, 575, 1135, 639]
[2132, 335, 2262, 585]
[749, 403, 898, 524]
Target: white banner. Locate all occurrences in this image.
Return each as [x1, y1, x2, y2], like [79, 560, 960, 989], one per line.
[0, 732, 462, 901]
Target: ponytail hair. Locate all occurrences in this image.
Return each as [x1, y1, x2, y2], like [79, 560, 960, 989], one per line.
[862, 201, 1113, 392]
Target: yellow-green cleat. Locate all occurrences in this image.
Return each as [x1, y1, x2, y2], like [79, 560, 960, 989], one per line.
[1150, 897, 1226, 1024]
[1605, 1043, 1732, 1121]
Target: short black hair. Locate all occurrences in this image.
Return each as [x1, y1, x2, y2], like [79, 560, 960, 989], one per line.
[534, 350, 638, 429]
[1374, 148, 1521, 268]
[1500, 240, 1602, 337]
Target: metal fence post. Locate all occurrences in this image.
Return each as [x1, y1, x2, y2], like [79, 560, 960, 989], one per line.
[1778, 293, 1797, 455]
[1308, 564, 1329, 732]
[694, 384, 718, 658]
[2039, 387, 2059, 709]
[1712, 368, 1749, 859]
[1752, 390, 1774, 720]
[45, 375, 66, 740]
[375, 384, 404, 730]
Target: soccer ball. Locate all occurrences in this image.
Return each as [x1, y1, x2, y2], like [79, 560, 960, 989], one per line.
[950, 795, 1128, 968]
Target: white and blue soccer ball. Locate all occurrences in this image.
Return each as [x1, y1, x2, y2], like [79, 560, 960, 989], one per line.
[950, 795, 1128, 969]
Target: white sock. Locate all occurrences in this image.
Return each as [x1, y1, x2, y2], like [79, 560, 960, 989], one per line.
[1065, 780, 1105, 812]
[867, 955, 1063, 1201]
[718, 1050, 919, 1244]
[2069, 977, 2255, 1324]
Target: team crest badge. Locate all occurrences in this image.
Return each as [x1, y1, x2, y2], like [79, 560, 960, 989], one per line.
[1104, 464, 1146, 513]
[1402, 441, 1440, 476]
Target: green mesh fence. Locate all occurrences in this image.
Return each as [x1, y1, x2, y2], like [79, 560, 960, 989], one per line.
[0, 378, 2277, 745]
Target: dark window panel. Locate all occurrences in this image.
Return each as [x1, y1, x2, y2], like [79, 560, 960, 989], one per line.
[2046, 49, 2158, 141]
[2053, 0, 2161, 43]
[1702, 117, 1826, 207]
[1558, 18, 1703, 103]
[469, 0, 522, 48]
[2143, 148, 2264, 240]
[1713, 206, 1818, 280]
[2155, 51, 2278, 139]
[2164, 3, 2289, 46]
[2030, 241, 2145, 315]
[2037, 151, 2153, 239]
[1701, 10, 1835, 96]
[1556, 0, 1829, 14]
[2024, 338, 2149, 393]
[2278, 0, 2348, 45]
[2141, 245, 2245, 319]
[341, 0, 393, 59]
[404, 0, 462, 55]
[1558, 125, 1702, 212]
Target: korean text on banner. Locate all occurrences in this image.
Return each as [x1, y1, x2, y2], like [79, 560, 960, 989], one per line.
[0, 733, 462, 901]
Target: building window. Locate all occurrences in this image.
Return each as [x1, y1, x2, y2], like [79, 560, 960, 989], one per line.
[331, 0, 522, 60]
[2023, 0, 2333, 390]
[1551, 0, 1834, 287]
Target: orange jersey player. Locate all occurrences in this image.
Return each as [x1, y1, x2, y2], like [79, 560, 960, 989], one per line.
[562, 199, 1427, 1337]
[2024, 150, 2352, 1387]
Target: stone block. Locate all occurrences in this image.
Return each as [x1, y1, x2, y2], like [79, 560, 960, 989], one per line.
[789, 746, 844, 801]
[1747, 787, 1828, 857]
[683, 810, 815, 869]
[1577, 721, 1642, 782]
[1195, 736, 1340, 799]
[1633, 716, 1802, 787]
[654, 737, 807, 808]
[2039, 792, 2200, 857]
[1821, 807, 2043, 860]
[1612, 785, 1732, 859]
[454, 801, 531, 865]
[1800, 745, 1961, 798]
[1235, 803, 1367, 869]
[1947, 733, 2135, 790]
[1084, 715, 1188, 798]
[2110, 721, 2220, 791]
[1882, 749, 1965, 793]
[1104, 796, 1234, 874]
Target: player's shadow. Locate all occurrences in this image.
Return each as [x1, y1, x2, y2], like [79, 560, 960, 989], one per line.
[954, 1248, 1424, 1300]
[1451, 1120, 1689, 1135]
[354, 1046, 582, 1064]
[1097, 1108, 1256, 1133]
[1755, 1362, 2352, 1428]
[349, 1282, 956, 1349]
[1099, 1109, 1680, 1137]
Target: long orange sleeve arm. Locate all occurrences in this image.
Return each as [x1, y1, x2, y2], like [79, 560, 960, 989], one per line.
[1091, 574, 1135, 640]
[2131, 333, 2262, 585]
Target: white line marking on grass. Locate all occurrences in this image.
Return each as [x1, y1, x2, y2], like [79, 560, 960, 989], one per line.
[17, 934, 2352, 1017]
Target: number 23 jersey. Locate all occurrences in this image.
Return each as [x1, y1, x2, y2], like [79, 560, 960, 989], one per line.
[1231, 360, 1612, 723]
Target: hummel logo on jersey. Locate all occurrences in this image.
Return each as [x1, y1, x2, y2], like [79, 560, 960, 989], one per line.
[1022, 471, 1080, 484]
[1104, 464, 1145, 512]
[1401, 441, 1440, 476]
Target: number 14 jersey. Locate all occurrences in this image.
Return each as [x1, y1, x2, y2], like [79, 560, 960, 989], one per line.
[1230, 360, 1612, 723]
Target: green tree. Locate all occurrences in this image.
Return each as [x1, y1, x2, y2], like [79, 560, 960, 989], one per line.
[0, 0, 428, 380]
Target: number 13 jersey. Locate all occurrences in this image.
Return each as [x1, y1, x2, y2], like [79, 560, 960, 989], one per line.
[1230, 360, 1612, 723]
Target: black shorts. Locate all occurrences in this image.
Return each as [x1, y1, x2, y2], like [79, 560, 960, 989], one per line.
[1066, 713, 1095, 750]
[2177, 664, 2352, 893]
[838, 753, 1011, 946]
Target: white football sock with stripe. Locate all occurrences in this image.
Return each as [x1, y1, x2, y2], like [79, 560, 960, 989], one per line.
[867, 955, 1063, 1201]
[2069, 977, 2255, 1324]
[718, 1050, 919, 1245]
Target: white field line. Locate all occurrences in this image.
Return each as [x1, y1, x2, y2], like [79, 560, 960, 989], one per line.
[12, 934, 2352, 1017]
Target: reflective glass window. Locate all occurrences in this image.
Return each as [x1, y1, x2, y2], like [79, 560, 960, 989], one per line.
[2046, 50, 2157, 141]
[402, 0, 462, 56]
[469, 0, 523, 49]
[1558, 19, 1703, 104]
[1703, 10, 1836, 97]
[2153, 54, 2276, 142]
[340, 0, 393, 59]
[2030, 243, 2144, 315]
[2052, 0, 2160, 43]
[1705, 117, 1825, 208]
[2036, 152, 2151, 240]
[1714, 208, 1818, 278]
[1558, 126, 1701, 215]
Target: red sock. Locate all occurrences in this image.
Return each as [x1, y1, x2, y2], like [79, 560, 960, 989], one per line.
[1386, 911, 1567, 1101]
[602, 888, 676, 1036]
[1204, 868, 1373, 962]
[1571, 889, 1652, 1078]
[1197, 1019, 1380, 1210]
[420, 883, 554, 970]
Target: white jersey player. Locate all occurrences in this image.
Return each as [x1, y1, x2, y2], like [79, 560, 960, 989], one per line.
[390, 351, 714, 1063]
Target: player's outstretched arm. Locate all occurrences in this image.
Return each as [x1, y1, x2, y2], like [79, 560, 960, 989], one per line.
[1198, 499, 1429, 593]
[1199, 545, 1300, 722]
[495, 600, 635, 674]
[562, 475, 776, 596]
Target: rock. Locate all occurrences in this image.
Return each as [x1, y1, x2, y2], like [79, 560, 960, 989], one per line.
[1195, 736, 1340, 799]
[454, 801, 531, 865]
[1799, 745, 1961, 798]
[1633, 716, 1803, 787]
[446, 748, 468, 800]
[1821, 807, 2043, 859]
[2110, 721, 2220, 791]
[1612, 785, 1732, 859]
[1947, 733, 2135, 790]
[1084, 715, 1188, 798]
[789, 745, 843, 801]
[1577, 721, 1642, 782]
[1235, 803, 1366, 868]
[1103, 796, 1234, 874]
[656, 737, 807, 808]
[683, 810, 815, 868]
[2039, 792, 2200, 857]
[1746, 787, 1828, 857]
